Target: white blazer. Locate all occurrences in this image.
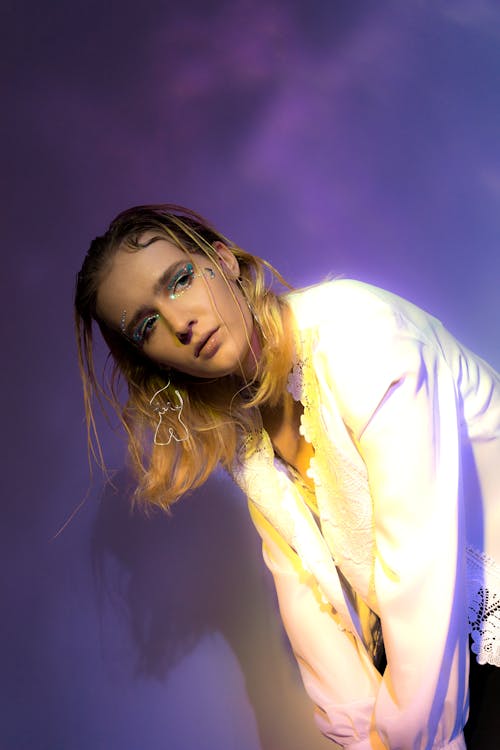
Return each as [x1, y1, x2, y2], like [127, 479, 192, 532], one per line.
[231, 280, 500, 750]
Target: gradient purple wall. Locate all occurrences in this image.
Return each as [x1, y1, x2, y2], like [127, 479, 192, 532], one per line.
[2, 2, 500, 749]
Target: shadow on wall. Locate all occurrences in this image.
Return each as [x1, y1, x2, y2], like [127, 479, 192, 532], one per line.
[91, 468, 333, 750]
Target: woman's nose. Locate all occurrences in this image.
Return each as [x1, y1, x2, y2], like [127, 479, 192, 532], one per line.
[157, 303, 197, 345]
[176, 324, 194, 345]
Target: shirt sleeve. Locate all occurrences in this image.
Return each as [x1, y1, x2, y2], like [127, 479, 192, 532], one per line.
[248, 500, 383, 747]
[318, 296, 469, 748]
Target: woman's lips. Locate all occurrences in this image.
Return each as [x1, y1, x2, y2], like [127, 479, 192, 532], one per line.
[196, 328, 220, 358]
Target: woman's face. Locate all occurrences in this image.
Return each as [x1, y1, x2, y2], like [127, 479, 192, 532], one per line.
[96, 233, 259, 379]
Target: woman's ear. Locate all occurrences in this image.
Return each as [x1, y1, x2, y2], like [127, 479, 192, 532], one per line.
[212, 241, 240, 278]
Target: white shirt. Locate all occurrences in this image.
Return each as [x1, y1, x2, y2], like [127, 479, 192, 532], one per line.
[231, 280, 500, 750]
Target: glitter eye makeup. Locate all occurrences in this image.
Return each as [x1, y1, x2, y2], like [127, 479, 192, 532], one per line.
[167, 262, 195, 299]
[166, 263, 216, 300]
[132, 312, 161, 345]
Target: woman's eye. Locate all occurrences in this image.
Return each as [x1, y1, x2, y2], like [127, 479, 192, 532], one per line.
[168, 263, 195, 299]
[132, 313, 160, 345]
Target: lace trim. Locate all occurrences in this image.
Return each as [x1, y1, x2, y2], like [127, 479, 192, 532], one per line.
[467, 546, 500, 666]
[232, 431, 362, 635]
[287, 329, 376, 605]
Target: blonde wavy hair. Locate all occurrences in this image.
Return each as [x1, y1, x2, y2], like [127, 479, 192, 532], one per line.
[75, 204, 293, 511]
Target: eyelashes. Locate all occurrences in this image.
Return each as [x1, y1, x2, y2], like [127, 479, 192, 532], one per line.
[132, 313, 160, 345]
[167, 262, 195, 299]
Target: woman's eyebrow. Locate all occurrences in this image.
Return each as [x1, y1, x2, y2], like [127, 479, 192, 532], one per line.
[123, 260, 186, 338]
[152, 260, 185, 295]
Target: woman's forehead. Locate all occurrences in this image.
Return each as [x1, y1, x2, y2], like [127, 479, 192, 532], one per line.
[118, 235, 189, 266]
[128, 228, 187, 251]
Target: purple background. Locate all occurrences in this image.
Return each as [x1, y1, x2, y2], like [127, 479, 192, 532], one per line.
[2, 2, 500, 749]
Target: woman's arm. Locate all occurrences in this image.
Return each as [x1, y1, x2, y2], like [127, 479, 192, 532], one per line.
[316, 286, 471, 748]
[353, 337, 469, 749]
[249, 501, 382, 747]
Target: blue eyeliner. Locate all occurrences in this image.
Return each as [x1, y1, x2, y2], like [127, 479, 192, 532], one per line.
[167, 262, 195, 299]
[132, 313, 160, 344]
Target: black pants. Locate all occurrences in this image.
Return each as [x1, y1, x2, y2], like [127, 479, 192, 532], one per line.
[464, 651, 500, 749]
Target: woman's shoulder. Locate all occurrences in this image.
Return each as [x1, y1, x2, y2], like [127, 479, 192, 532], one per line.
[285, 280, 442, 435]
[284, 278, 438, 336]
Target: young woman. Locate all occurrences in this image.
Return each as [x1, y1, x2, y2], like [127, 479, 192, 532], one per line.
[75, 204, 500, 749]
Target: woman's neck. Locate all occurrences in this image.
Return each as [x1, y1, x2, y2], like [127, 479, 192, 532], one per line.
[260, 392, 314, 485]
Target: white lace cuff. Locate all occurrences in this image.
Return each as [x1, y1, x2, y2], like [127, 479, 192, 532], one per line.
[467, 545, 500, 666]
